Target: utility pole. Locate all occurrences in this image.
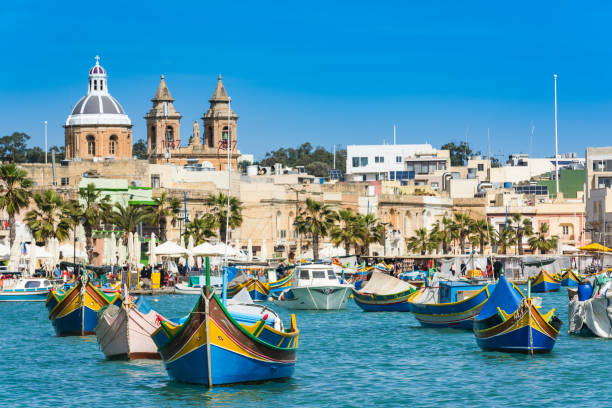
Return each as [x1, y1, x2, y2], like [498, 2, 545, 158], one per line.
[554, 74, 559, 196]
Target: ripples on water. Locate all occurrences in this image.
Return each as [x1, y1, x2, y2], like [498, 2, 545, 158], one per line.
[0, 289, 607, 407]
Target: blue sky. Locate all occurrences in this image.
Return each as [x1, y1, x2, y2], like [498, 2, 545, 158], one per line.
[1, 1, 612, 160]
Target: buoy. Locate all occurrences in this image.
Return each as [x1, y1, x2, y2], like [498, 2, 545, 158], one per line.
[154, 298, 159, 302]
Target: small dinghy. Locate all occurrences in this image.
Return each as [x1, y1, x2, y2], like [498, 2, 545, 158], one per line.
[353, 272, 415, 312]
[474, 275, 562, 354]
[96, 288, 166, 360]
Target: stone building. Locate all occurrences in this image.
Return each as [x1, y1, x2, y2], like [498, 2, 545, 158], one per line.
[146, 74, 239, 169]
[64, 57, 132, 160]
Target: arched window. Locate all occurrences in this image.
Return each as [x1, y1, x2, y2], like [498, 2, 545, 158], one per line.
[87, 135, 96, 156]
[100, 80, 104, 91]
[94, 80, 97, 91]
[207, 126, 213, 147]
[165, 126, 174, 147]
[222, 126, 229, 140]
[109, 135, 118, 155]
[150, 126, 156, 149]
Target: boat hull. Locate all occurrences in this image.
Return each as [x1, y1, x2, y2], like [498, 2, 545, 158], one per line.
[352, 289, 413, 312]
[153, 288, 298, 386]
[408, 285, 492, 329]
[273, 286, 352, 310]
[561, 271, 580, 287]
[95, 304, 161, 360]
[0, 290, 49, 302]
[474, 298, 559, 353]
[229, 279, 269, 302]
[530, 271, 561, 293]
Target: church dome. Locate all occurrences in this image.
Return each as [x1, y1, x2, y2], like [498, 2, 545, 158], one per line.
[66, 56, 131, 127]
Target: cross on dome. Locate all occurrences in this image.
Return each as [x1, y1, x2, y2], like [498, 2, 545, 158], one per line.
[95, 55, 100, 65]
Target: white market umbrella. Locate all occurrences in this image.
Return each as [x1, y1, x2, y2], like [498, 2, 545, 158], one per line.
[196, 256, 203, 268]
[118, 242, 127, 265]
[133, 232, 141, 266]
[187, 235, 195, 268]
[247, 239, 253, 261]
[28, 244, 37, 277]
[191, 242, 224, 257]
[261, 239, 267, 261]
[0, 241, 10, 261]
[8, 239, 21, 271]
[154, 241, 188, 257]
[149, 232, 157, 266]
[110, 232, 117, 266]
[59, 243, 86, 260]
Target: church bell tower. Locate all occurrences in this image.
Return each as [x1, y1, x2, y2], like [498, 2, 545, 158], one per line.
[202, 75, 238, 152]
[145, 75, 182, 156]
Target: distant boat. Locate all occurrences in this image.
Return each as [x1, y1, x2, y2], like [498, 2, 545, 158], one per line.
[473, 275, 561, 354]
[175, 275, 222, 295]
[0, 277, 52, 302]
[560, 269, 581, 287]
[152, 285, 299, 386]
[46, 275, 122, 336]
[96, 293, 165, 360]
[352, 272, 415, 312]
[273, 264, 352, 310]
[407, 278, 493, 329]
[530, 270, 561, 293]
[228, 278, 269, 301]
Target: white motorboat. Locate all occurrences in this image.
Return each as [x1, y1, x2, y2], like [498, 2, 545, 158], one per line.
[175, 275, 223, 295]
[273, 264, 352, 310]
[95, 292, 165, 360]
[0, 277, 52, 302]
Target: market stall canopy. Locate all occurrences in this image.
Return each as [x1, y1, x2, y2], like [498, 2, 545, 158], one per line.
[561, 244, 579, 253]
[153, 241, 188, 257]
[579, 243, 612, 252]
[59, 243, 86, 259]
[190, 242, 224, 257]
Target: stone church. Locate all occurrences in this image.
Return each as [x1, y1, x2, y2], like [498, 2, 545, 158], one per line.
[65, 57, 239, 169]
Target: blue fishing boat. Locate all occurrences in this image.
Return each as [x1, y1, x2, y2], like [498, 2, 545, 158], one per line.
[152, 275, 299, 386]
[473, 275, 561, 354]
[46, 275, 122, 336]
[560, 269, 581, 287]
[269, 269, 293, 294]
[530, 270, 561, 293]
[407, 279, 493, 329]
[0, 277, 52, 302]
[353, 272, 416, 312]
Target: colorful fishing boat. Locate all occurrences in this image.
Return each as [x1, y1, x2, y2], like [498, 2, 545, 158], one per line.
[473, 275, 561, 353]
[560, 269, 581, 287]
[529, 270, 561, 293]
[46, 275, 122, 336]
[353, 272, 416, 312]
[269, 269, 293, 294]
[0, 277, 52, 302]
[407, 277, 493, 329]
[228, 278, 269, 301]
[152, 284, 299, 386]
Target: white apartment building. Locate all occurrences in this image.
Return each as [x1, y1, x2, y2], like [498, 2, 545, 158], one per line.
[585, 147, 612, 243]
[346, 143, 448, 182]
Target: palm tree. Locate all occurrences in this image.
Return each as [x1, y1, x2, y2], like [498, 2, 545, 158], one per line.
[496, 228, 516, 255]
[359, 213, 384, 256]
[24, 190, 72, 245]
[471, 219, 492, 255]
[184, 215, 216, 246]
[407, 228, 431, 255]
[453, 213, 473, 254]
[528, 223, 558, 254]
[78, 183, 112, 263]
[147, 191, 181, 242]
[294, 198, 336, 260]
[0, 163, 32, 244]
[205, 192, 242, 242]
[330, 208, 364, 255]
[511, 213, 533, 255]
[110, 203, 148, 241]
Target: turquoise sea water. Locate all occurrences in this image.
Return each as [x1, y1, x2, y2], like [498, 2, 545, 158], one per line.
[1, 288, 608, 407]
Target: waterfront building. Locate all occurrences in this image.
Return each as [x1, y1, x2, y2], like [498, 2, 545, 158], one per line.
[585, 147, 612, 244]
[64, 57, 133, 160]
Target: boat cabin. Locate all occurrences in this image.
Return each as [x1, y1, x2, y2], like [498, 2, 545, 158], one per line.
[439, 281, 487, 303]
[293, 264, 341, 287]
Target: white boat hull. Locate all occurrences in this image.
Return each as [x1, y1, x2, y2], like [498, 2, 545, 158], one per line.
[273, 285, 352, 310]
[95, 304, 161, 360]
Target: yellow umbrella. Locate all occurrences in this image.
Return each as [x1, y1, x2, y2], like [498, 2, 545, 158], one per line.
[579, 243, 612, 252]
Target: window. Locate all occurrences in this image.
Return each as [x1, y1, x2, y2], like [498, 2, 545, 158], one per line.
[478, 163, 484, 171]
[86, 135, 95, 155]
[396, 156, 402, 163]
[207, 126, 214, 147]
[25, 281, 41, 288]
[406, 163, 414, 172]
[562, 225, 569, 235]
[438, 161, 446, 171]
[414, 163, 422, 174]
[327, 270, 336, 280]
[165, 126, 174, 143]
[60, 177, 69, 186]
[279, 229, 286, 239]
[100, 81, 103, 91]
[299, 270, 310, 279]
[312, 270, 325, 279]
[151, 175, 161, 188]
[360, 157, 368, 166]
[109, 135, 118, 155]
[375, 156, 384, 163]
[94, 80, 97, 90]
[352, 157, 360, 167]
[222, 126, 229, 140]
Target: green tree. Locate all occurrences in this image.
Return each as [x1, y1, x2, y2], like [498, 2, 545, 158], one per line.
[407, 228, 435, 255]
[132, 139, 148, 159]
[528, 223, 558, 254]
[330, 208, 365, 255]
[0, 163, 33, 244]
[258, 142, 346, 177]
[440, 141, 477, 166]
[471, 218, 493, 254]
[147, 192, 181, 242]
[184, 215, 216, 245]
[358, 213, 384, 256]
[305, 161, 330, 177]
[78, 183, 112, 263]
[25, 190, 72, 244]
[453, 213, 474, 254]
[496, 228, 516, 255]
[205, 192, 243, 242]
[511, 214, 533, 255]
[110, 203, 148, 240]
[25, 147, 46, 163]
[294, 198, 336, 260]
[49, 145, 65, 161]
[0, 132, 30, 162]
[238, 160, 251, 173]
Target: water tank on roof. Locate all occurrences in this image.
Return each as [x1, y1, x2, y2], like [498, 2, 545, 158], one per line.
[246, 165, 258, 176]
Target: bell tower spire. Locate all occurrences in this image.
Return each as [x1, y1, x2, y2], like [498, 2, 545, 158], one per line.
[202, 74, 238, 150]
[145, 75, 182, 156]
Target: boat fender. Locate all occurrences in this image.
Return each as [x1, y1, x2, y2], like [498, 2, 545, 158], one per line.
[262, 314, 268, 321]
